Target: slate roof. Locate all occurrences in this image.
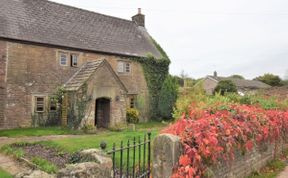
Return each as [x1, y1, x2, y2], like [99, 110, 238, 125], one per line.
[64, 60, 104, 91]
[64, 60, 127, 91]
[208, 76, 271, 90]
[0, 0, 162, 58]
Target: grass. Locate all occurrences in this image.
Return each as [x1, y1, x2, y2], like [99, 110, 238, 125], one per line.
[41, 124, 163, 170]
[0, 127, 81, 137]
[31, 157, 57, 174]
[0, 168, 12, 178]
[0, 144, 24, 158]
[247, 159, 286, 178]
[0, 121, 169, 173]
[40, 127, 161, 153]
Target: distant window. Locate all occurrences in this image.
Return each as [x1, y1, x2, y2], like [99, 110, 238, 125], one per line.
[50, 99, 57, 112]
[60, 53, 68, 66]
[71, 54, 78, 67]
[35, 97, 45, 112]
[117, 61, 131, 74]
[130, 97, 135, 108]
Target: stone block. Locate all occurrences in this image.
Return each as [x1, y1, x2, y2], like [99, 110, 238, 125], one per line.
[57, 162, 111, 178]
[152, 134, 182, 178]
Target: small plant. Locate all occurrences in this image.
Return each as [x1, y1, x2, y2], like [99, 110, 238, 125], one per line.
[81, 124, 96, 134]
[126, 108, 140, 124]
[69, 152, 82, 164]
[0, 145, 24, 159]
[100, 141, 107, 150]
[31, 157, 57, 174]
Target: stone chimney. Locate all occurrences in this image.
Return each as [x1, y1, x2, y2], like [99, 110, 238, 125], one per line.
[214, 71, 217, 77]
[132, 8, 145, 27]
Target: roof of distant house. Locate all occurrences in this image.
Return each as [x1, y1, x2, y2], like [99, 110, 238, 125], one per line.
[261, 86, 288, 99]
[0, 0, 162, 58]
[207, 76, 271, 90]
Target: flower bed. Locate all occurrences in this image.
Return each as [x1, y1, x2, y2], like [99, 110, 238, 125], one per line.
[162, 103, 288, 178]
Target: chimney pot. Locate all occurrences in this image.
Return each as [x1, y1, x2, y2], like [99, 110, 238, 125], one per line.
[132, 8, 145, 27]
[214, 71, 217, 77]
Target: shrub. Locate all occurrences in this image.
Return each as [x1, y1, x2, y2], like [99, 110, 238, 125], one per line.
[163, 101, 288, 178]
[126, 108, 140, 124]
[254, 73, 282, 86]
[158, 75, 179, 120]
[214, 80, 237, 95]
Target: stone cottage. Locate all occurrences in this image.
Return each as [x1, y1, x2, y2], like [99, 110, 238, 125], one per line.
[0, 0, 166, 129]
[202, 72, 271, 95]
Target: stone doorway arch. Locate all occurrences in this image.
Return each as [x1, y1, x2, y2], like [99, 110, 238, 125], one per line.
[95, 98, 111, 128]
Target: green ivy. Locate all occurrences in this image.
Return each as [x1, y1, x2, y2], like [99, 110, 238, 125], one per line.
[130, 39, 170, 120]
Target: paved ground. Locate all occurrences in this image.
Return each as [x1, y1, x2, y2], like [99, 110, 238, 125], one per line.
[277, 166, 288, 178]
[0, 135, 84, 176]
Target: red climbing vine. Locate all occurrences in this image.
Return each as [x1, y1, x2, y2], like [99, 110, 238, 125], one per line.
[162, 103, 288, 178]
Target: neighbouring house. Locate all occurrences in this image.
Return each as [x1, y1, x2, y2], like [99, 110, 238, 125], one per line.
[201, 72, 271, 95]
[261, 86, 288, 100]
[0, 0, 168, 129]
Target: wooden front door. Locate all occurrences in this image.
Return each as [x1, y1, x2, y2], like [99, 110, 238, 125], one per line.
[95, 98, 110, 128]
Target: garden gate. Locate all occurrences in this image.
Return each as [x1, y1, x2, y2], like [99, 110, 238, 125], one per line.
[105, 132, 151, 178]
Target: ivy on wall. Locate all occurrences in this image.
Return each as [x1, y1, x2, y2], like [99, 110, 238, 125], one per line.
[131, 39, 170, 120]
[67, 83, 90, 129]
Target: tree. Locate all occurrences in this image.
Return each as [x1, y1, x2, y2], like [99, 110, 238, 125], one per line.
[214, 80, 237, 95]
[173, 75, 184, 87]
[158, 75, 179, 120]
[254, 73, 282, 86]
[229, 74, 245, 79]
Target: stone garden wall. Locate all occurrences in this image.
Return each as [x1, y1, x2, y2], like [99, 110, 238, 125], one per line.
[153, 134, 287, 178]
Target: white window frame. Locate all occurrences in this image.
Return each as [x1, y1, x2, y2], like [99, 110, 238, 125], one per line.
[117, 61, 131, 74]
[59, 52, 68, 66]
[35, 96, 45, 113]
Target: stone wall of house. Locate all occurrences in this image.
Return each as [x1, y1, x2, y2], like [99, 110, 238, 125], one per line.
[66, 64, 127, 129]
[2, 39, 149, 128]
[203, 78, 218, 95]
[153, 134, 287, 178]
[0, 41, 7, 128]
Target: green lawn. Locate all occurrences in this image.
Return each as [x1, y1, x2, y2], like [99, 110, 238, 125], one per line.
[41, 129, 160, 153]
[0, 122, 168, 173]
[0, 127, 81, 137]
[0, 168, 12, 178]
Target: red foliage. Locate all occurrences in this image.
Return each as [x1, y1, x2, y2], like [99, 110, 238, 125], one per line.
[162, 104, 288, 178]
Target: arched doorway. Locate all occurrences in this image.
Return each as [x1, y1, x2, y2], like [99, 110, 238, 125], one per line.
[95, 98, 110, 128]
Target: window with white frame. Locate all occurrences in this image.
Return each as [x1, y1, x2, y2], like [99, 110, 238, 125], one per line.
[60, 52, 68, 66]
[117, 61, 131, 74]
[71, 54, 78, 67]
[35, 96, 45, 112]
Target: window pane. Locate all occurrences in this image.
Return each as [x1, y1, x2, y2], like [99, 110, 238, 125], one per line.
[60, 53, 67, 65]
[125, 63, 131, 73]
[36, 97, 45, 112]
[117, 61, 124, 73]
[71, 54, 78, 66]
[50, 100, 57, 111]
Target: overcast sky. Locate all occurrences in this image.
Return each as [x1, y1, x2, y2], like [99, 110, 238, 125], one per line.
[52, 0, 288, 79]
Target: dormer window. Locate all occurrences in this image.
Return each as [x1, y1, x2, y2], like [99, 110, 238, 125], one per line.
[71, 54, 78, 67]
[117, 61, 131, 74]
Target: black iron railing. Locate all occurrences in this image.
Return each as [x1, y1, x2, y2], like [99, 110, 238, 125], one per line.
[106, 132, 151, 178]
